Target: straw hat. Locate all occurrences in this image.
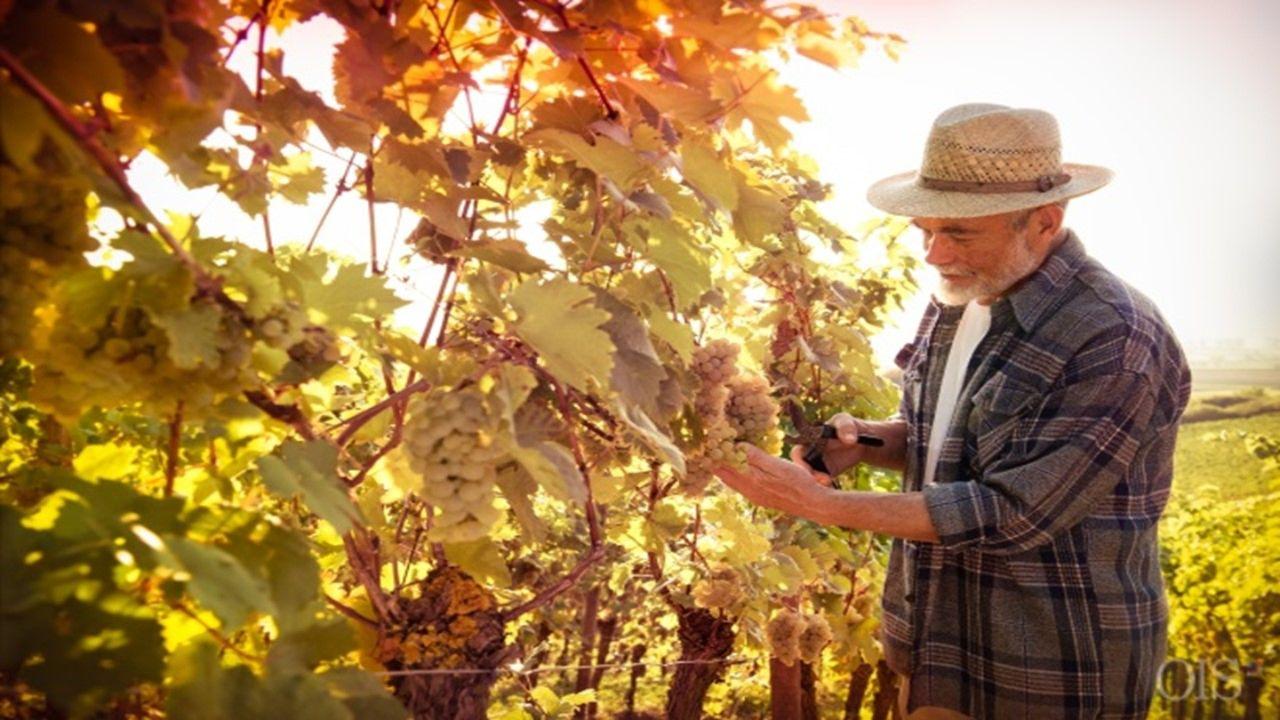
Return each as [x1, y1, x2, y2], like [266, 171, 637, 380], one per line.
[866, 103, 1113, 218]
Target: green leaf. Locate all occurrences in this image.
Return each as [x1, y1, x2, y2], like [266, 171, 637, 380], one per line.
[679, 141, 739, 212]
[0, 82, 55, 167]
[163, 536, 276, 630]
[641, 220, 712, 307]
[302, 261, 406, 331]
[259, 440, 363, 534]
[494, 464, 546, 542]
[732, 179, 788, 246]
[0, 5, 125, 104]
[510, 441, 587, 506]
[443, 538, 512, 588]
[379, 331, 454, 385]
[266, 618, 355, 672]
[451, 238, 551, 274]
[509, 278, 614, 394]
[594, 291, 667, 419]
[166, 641, 260, 720]
[260, 526, 324, 635]
[525, 128, 648, 191]
[646, 307, 694, 364]
[72, 444, 140, 481]
[318, 669, 409, 720]
[729, 69, 810, 152]
[270, 152, 327, 205]
[796, 30, 857, 69]
[621, 78, 722, 125]
[613, 400, 685, 475]
[155, 302, 223, 370]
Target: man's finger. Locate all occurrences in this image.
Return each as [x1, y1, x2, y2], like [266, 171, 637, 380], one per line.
[829, 413, 861, 446]
[789, 446, 832, 486]
[790, 445, 811, 469]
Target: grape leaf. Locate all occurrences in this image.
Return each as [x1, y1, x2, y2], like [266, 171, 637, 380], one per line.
[301, 262, 407, 331]
[155, 301, 223, 370]
[510, 441, 587, 506]
[679, 141, 740, 212]
[0, 5, 124, 104]
[612, 400, 685, 475]
[494, 464, 547, 542]
[732, 179, 788, 246]
[162, 536, 276, 630]
[72, 444, 140, 481]
[525, 128, 648, 191]
[728, 69, 810, 152]
[270, 152, 327, 205]
[451, 238, 551, 274]
[593, 290, 667, 419]
[640, 220, 712, 307]
[258, 440, 363, 534]
[443, 538, 512, 588]
[509, 278, 614, 394]
[621, 78, 722, 125]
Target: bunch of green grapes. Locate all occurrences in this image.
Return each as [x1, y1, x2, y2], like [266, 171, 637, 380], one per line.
[692, 566, 744, 613]
[766, 609, 833, 666]
[797, 612, 833, 663]
[683, 338, 782, 493]
[404, 388, 508, 543]
[27, 302, 256, 420]
[766, 608, 805, 666]
[692, 338, 740, 388]
[0, 163, 94, 356]
[254, 302, 309, 350]
[725, 374, 780, 446]
[683, 421, 745, 494]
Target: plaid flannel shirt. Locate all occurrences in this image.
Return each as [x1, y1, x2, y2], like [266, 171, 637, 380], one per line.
[881, 230, 1192, 719]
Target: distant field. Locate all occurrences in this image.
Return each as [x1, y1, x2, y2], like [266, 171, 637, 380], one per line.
[1173, 409, 1280, 501]
[1191, 367, 1280, 392]
[1180, 386, 1280, 423]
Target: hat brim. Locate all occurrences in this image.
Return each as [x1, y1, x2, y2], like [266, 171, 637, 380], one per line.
[865, 163, 1113, 218]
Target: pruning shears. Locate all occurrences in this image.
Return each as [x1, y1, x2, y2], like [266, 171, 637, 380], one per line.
[784, 402, 884, 485]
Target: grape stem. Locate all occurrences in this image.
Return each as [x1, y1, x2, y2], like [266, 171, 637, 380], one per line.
[164, 401, 183, 498]
[333, 378, 433, 447]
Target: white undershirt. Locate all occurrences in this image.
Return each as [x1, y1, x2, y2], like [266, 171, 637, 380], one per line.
[923, 300, 992, 486]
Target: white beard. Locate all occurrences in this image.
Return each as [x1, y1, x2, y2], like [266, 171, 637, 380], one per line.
[932, 233, 1043, 307]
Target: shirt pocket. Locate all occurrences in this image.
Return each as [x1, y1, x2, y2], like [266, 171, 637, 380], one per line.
[967, 374, 1040, 471]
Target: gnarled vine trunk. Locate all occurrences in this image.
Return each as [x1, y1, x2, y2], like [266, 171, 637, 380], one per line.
[664, 604, 736, 720]
[380, 567, 511, 719]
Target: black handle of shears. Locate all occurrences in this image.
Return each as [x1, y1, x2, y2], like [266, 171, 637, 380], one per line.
[801, 424, 884, 475]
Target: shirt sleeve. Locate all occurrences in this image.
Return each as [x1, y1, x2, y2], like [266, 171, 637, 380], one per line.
[921, 369, 1157, 555]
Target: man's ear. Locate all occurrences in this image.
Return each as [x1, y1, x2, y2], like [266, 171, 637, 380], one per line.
[1030, 203, 1065, 247]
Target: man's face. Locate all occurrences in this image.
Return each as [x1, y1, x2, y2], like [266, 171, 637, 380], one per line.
[911, 211, 1045, 306]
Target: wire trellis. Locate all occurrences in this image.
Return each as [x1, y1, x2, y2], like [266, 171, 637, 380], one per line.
[374, 656, 751, 678]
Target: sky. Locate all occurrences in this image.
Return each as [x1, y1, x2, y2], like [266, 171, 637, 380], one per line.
[123, 0, 1280, 367]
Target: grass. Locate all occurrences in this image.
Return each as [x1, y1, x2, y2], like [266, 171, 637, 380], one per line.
[1173, 407, 1280, 501]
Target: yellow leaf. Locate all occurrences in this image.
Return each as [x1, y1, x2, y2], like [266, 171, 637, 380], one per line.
[525, 128, 648, 191]
[679, 141, 739, 212]
[510, 278, 614, 394]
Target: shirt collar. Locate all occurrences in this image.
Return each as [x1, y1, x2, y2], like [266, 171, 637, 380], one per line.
[998, 228, 1088, 333]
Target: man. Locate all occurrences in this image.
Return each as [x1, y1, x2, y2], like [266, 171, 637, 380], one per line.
[713, 104, 1191, 719]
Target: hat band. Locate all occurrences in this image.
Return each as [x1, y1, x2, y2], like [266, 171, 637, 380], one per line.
[918, 172, 1072, 194]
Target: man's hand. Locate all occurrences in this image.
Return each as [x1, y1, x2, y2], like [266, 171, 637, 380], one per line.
[712, 444, 832, 522]
[714, 441, 941, 543]
[790, 412, 870, 480]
